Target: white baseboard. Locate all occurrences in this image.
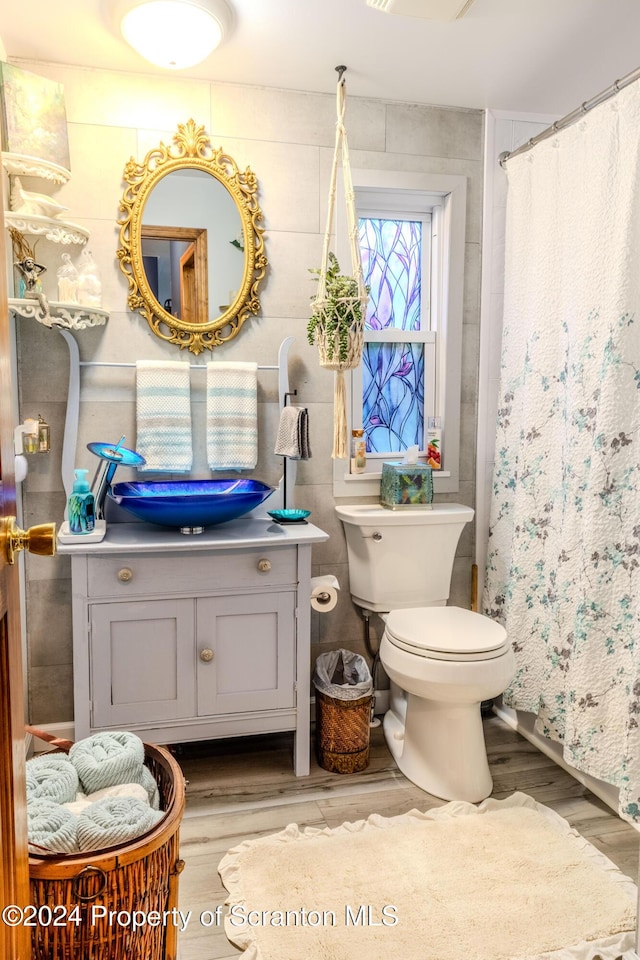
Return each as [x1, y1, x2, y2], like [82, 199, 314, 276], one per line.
[493, 703, 622, 815]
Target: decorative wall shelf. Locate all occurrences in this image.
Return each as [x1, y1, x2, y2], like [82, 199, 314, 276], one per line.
[3, 211, 89, 245]
[2, 152, 71, 184]
[9, 299, 108, 330]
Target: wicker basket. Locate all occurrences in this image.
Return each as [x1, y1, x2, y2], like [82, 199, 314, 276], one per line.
[315, 689, 372, 774]
[26, 728, 186, 960]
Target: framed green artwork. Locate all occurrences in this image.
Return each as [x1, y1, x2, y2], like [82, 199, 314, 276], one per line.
[0, 62, 70, 172]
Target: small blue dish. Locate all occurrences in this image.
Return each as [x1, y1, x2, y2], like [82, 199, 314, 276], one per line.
[268, 509, 311, 525]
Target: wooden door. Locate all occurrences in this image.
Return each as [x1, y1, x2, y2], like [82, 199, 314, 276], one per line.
[179, 241, 197, 323]
[142, 225, 208, 323]
[0, 207, 30, 960]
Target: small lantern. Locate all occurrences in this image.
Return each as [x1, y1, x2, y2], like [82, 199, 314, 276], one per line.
[37, 414, 50, 453]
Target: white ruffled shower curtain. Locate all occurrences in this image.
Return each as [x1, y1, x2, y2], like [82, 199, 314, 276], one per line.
[483, 81, 640, 823]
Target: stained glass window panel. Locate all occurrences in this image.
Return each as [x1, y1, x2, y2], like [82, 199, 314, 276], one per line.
[359, 218, 422, 332]
[362, 342, 424, 452]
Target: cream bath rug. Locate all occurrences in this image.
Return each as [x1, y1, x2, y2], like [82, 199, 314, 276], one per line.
[218, 792, 636, 960]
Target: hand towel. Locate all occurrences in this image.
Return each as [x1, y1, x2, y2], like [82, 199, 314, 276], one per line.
[69, 731, 145, 795]
[28, 798, 79, 854]
[25, 753, 80, 805]
[274, 406, 312, 459]
[136, 360, 193, 472]
[76, 796, 163, 852]
[207, 361, 258, 470]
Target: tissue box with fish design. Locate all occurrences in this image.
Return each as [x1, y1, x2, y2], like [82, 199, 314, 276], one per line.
[380, 460, 433, 509]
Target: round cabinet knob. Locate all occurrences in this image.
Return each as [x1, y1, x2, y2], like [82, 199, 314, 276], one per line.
[257, 558, 271, 573]
[117, 568, 133, 583]
[200, 648, 214, 662]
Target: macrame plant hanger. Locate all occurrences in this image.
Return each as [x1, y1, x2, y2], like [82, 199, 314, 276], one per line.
[313, 65, 369, 459]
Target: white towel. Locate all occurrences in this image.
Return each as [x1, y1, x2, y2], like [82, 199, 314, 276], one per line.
[63, 782, 150, 817]
[207, 362, 258, 470]
[274, 406, 311, 459]
[136, 360, 193, 472]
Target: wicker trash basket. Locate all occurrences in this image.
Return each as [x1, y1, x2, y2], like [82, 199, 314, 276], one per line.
[26, 728, 186, 960]
[315, 689, 372, 774]
[313, 650, 373, 774]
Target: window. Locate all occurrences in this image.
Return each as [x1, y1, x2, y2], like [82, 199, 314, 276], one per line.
[333, 170, 467, 497]
[357, 212, 434, 455]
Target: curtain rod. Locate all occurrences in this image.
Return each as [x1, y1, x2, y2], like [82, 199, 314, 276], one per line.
[499, 63, 640, 167]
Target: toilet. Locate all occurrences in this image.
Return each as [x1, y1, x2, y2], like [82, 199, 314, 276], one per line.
[335, 503, 515, 803]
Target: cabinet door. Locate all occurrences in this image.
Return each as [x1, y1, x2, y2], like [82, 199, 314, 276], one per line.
[196, 592, 295, 716]
[90, 599, 195, 727]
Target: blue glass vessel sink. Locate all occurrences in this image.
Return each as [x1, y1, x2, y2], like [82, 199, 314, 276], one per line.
[108, 479, 274, 530]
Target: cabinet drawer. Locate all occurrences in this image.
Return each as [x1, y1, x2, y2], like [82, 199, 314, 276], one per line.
[86, 548, 297, 598]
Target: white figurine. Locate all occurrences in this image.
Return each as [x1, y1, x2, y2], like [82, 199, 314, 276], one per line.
[9, 177, 68, 219]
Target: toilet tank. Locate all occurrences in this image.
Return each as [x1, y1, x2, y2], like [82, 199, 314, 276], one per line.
[335, 503, 473, 612]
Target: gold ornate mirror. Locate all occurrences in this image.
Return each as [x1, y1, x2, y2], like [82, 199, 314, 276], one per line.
[117, 119, 267, 354]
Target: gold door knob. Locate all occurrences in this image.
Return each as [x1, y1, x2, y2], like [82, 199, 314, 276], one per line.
[117, 568, 134, 583]
[2, 517, 56, 565]
[199, 648, 214, 662]
[257, 558, 271, 573]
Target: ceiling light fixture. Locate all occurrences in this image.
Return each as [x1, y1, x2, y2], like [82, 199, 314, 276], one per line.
[366, 0, 476, 20]
[114, 0, 232, 69]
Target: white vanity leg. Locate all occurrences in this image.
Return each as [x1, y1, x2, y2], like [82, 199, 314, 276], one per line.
[294, 544, 312, 776]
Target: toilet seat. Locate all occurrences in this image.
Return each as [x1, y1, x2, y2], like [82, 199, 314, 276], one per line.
[384, 606, 509, 662]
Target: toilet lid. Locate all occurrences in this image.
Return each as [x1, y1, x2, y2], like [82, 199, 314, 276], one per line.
[385, 606, 508, 659]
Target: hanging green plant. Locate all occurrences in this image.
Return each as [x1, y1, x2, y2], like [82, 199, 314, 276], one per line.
[307, 252, 366, 366]
[308, 67, 370, 460]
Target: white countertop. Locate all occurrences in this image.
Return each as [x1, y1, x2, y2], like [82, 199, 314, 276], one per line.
[57, 518, 329, 556]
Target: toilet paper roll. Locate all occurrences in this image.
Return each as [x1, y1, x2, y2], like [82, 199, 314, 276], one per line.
[310, 575, 340, 613]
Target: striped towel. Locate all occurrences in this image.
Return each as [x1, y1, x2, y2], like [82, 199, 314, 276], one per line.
[136, 361, 193, 472]
[207, 362, 258, 470]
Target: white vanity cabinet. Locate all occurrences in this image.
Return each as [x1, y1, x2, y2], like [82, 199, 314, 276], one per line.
[60, 519, 328, 776]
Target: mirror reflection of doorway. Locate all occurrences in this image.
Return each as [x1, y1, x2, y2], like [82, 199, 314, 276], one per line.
[141, 225, 208, 323]
[179, 242, 197, 323]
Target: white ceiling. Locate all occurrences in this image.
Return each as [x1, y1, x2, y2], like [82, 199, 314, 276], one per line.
[1, 0, 640, 116]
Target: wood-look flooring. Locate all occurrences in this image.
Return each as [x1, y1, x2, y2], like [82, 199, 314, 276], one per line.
[175, 714, 639, 960]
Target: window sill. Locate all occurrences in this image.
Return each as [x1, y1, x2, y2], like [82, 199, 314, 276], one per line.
[334, 469, 457, 498]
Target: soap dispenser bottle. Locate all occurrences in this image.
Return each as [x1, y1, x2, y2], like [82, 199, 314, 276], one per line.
[68, 469, 96, 534]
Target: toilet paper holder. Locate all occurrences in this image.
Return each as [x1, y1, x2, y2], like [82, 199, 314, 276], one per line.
[310, 575, 340, 612]
[314, 591, 332, 605]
